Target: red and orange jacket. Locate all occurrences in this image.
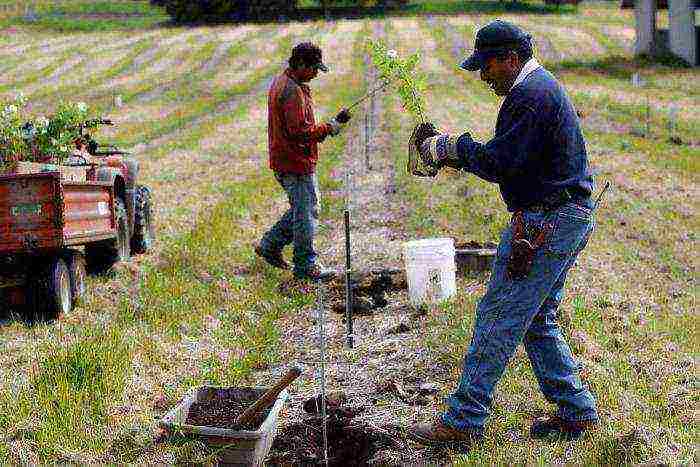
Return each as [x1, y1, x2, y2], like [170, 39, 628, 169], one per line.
[268, 69, 333, 175]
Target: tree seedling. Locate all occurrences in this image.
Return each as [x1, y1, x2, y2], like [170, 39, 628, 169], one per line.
[364, 39, 428, 123]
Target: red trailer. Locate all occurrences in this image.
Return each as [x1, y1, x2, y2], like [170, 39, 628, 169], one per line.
[0, 169, 126, 320]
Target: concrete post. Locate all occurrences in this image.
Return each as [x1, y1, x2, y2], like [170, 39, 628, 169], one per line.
[669, 0, 698, 65]
[635, 0, 658, 56]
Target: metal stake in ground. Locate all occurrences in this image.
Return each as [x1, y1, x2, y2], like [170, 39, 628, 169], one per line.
[364, 110, 371, 171]
[315, 283, 329, 467]
[344, 171, 354, 349]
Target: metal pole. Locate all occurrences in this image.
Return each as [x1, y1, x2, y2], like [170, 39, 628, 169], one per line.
[645, 93, 650, 138]
[344, 209, 353, 349]
[364, 111, 371, 171]
[344, 171, 354, 349]
[315, 283, 329, 467]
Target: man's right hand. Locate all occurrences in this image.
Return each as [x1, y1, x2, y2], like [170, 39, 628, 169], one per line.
[327, 109, 352, 137]
[414, 122, 441, 151]
[335, 108, 352, 124]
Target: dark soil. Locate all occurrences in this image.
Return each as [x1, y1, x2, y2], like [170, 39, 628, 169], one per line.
[329, 268, 407, 316]
[185, 395, 271, 431]
[267, 416, 398, 466]
[455, 240, 498, 250]
[267, 393, 404, 466]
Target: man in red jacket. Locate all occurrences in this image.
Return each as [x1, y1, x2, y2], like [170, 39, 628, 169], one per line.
[255, 42, 351, 282]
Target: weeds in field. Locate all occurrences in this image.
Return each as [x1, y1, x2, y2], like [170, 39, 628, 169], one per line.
[1, 329, 130, 456]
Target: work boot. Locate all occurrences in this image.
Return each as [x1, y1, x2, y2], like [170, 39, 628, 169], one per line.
[407, 418, 483, 447]
[254, 243, 289, 270]
[530, 415, 597, 440]
[295, 263, 336, 282]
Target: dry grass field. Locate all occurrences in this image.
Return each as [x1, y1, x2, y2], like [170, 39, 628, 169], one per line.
[0, 0, 697, 464]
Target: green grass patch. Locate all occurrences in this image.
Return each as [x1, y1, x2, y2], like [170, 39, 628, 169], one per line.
[1, 328, 131, 457]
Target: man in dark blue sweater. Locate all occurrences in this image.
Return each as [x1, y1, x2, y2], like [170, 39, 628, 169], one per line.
[408, 20, 599, 446]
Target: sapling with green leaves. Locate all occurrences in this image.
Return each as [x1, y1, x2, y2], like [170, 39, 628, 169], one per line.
[365, 39, 428, 123]
[365, 39, 441, 177]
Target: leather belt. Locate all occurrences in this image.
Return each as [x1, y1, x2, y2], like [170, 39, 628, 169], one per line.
[523, 189, 587, 213]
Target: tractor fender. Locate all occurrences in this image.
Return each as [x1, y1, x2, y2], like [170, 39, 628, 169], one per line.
[94, 167, 135, 236]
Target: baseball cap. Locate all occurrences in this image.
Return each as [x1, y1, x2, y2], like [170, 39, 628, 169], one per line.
[460, 20, 530, 71]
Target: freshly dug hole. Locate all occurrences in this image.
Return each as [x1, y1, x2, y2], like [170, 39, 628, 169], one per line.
[267, 417, 395, 466]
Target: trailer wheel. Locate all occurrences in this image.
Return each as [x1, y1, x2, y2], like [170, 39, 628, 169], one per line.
[131, 185, 155, 255]
[66, 251, 87, 304]
[86, 197, 129, 274]
[28, 258, 72, 322]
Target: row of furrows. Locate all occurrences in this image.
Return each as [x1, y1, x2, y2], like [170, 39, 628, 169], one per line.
[0, 31, 173, 92]
[21, 31, 208, 101]
[128, 22, 338, 156]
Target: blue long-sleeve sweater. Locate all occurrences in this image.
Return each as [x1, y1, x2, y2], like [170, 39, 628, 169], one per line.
[455, 67, 594, 212]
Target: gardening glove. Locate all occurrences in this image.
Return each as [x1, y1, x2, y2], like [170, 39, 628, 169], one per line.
[419, 133, 461, 170]
[413, 122, 441, 150]
[327, 109, 351, 137]
[335, 108, 352, 124]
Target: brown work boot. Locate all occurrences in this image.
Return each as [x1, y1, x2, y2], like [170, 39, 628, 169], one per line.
[254, 244, 289, 270]
[530, 414, 597, 440]
[407, 418, 483, 447]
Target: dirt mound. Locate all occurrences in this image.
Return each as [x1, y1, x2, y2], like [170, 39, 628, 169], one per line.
[267, 393, 404, 466]
[268, 418, 396, 466]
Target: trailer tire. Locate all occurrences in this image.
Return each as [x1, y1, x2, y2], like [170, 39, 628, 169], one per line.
[131, 185, 155, 255]
[28, 258, 72, 322]
[65, 251, 87, 304]
[86, 197, 129, 274]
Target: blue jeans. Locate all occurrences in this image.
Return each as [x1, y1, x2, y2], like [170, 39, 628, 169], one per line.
[443, 202, 599, 432]
[260, 172, 319, 275]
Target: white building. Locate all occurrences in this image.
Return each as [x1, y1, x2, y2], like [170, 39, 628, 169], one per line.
[634, 0, 699, 65]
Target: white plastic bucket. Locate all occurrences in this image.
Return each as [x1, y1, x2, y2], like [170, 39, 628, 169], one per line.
[402, 237, 456, 306]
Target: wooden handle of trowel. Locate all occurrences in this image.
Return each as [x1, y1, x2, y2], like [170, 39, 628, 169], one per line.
[234, 365, 303, 427]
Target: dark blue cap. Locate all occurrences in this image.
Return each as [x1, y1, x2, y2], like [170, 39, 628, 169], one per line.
[460, 20, 531, 71]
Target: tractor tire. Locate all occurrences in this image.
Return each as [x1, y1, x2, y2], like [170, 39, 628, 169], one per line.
[27, 258, 72, 322]
[65, 251, 87, 305]
[86, 197, 130, 274]
[131, 185, 155, 255]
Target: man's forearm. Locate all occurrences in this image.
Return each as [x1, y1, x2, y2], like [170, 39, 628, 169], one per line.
[286, 122, 332, 143]
[455, 133, 503, 183]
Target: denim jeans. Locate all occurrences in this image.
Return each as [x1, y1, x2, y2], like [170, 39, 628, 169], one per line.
[260, 172, 319, 275]
[443, 202, 599, 432]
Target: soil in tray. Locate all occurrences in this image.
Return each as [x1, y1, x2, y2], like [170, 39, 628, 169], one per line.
[185, 395, 271, 431]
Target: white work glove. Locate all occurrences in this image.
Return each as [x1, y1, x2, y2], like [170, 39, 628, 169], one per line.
[419, 134, 460, 169]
